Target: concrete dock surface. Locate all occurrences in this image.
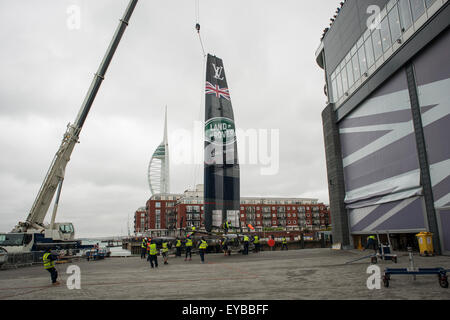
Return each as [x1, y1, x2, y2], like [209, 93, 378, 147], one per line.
[0, 248, 449, 300]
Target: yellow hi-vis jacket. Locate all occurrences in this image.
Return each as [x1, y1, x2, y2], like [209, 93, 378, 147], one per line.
[149, 243, 157, 255]
[176, 240, 181, 247]
[243, 236, 249, 242]
[282, 237, 287, 244]
[141, 239, 147, 248]
[185, 239, 193, 247]
[253, 236, 259, 244]
[367, 235, 376, 241]
[43, 253, 55, 269]
[162, 242, 168, 253]
[199, 240, 208, 249]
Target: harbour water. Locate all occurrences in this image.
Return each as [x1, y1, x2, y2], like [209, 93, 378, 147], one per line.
[79, 239, 131, 257]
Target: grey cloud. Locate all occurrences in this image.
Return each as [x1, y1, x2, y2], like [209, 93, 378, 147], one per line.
[0, 0, 339, 237]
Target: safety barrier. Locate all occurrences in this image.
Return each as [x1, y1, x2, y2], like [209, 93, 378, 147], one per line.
[0, 251, 45, 270]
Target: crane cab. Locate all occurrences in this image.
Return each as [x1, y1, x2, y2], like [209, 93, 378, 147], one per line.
[0, 233, 34, 253]
[44, 222, 75, 241]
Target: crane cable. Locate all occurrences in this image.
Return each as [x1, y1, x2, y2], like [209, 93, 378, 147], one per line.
[191, 0, 206, 189]
[195, 0, 206, 57]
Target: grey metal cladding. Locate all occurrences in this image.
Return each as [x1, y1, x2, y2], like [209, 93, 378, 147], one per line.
[413, 28, 450, 211]
[339, 68, 420, 193]
[335, 4, 450, 122]
[323, 0, 389, 76]
[413, 27, 450, 86]
[349, 196, 426, 233]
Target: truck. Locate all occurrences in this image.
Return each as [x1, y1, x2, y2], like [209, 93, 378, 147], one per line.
[1, 0, 139, 253]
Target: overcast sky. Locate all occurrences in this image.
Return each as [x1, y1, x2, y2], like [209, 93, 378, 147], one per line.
[0, 0, 340, 238]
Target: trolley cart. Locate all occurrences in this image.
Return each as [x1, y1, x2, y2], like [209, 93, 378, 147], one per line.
[382, 247, 449, 288]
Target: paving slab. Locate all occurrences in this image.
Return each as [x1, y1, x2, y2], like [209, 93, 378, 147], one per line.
[0, 249, 449, 300]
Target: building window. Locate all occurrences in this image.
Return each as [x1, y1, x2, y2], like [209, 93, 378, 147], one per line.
[364, 35, 375, 69]
[410, 0, 426, 22]
[399, 0, 413, 31]
[425, 0, 437, 8]
[341, 62, 349, 94]
[351, 53, 360, 81]
[155, 202, 161, 208]
[331, 76, 338, 103]
[336, 70, 343, 99]
[358, 45, 367, 76]
[388, 5, 402, 42]
[372, 28, 383, 60]
[380, 17, 392, 52]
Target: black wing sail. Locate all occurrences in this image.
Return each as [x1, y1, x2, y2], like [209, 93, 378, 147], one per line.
[204, 54, 240, 232]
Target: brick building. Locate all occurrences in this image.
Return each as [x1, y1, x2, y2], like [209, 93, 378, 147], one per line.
[134, 185, 331, 236]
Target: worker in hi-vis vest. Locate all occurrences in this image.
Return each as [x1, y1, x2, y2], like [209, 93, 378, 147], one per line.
[253, 235, 260, 253]
[175, 237, 182, 257]
[198, 237, 208, 264]
[161, 241, 169, 265]
[243, 235, 250, 255]
[43, 248, 60, 285]
[148, 240, 158, 269]
[146, 238, 152, 259]
[184, 237, 193, 261]
[364, 235, 377, 252]
[223, 221, 231, 234]
[141, 238, 147, 259]
[221, 237, 231, 256]
[282, 237, 288, 251]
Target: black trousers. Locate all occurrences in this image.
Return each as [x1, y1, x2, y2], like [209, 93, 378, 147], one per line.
[243, 242, 249, 255]
[282, 243, 288, 250]
[365, 239, 377, 251]
[176, 247, 181, 257]
[47, 267, 58, 283]
[185, 247, 192, 259]
[199, 249, 205, 262]
[141, 247, 147, 259]
[254, 243, 260, 252]
[148, 254, 158, 268]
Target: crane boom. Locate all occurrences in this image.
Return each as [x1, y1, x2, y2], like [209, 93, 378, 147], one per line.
[13, 0, 139, 233]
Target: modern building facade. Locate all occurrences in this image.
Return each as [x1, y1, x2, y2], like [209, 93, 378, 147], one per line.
[134, 185, 331, 236]
[316, 0, 449, 254]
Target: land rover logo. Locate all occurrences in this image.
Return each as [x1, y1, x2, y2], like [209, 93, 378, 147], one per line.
[205, 117, 236, 145]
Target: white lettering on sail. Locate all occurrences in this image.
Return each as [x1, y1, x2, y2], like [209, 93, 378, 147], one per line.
[212, 63, 224, 80]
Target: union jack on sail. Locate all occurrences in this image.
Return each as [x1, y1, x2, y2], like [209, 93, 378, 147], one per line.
[205, 81, 230, 101]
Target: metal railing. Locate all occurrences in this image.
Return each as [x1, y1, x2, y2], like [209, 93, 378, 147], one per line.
[1, 251, 46, 269]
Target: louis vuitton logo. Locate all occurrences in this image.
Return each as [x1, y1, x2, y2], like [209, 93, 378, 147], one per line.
[212, 63, 224, 81]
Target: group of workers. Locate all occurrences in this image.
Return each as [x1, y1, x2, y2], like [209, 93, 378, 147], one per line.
[42, 228, 294, 284]
[140, 235, 210, 266]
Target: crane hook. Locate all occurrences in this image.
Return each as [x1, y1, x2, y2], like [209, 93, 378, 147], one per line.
[195, 23, 201, 33]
